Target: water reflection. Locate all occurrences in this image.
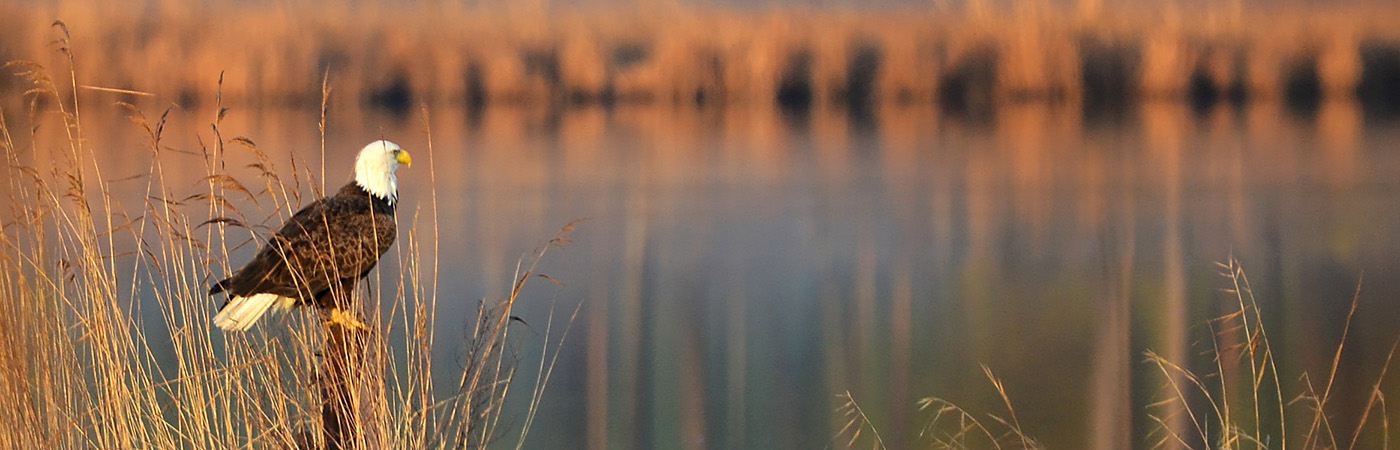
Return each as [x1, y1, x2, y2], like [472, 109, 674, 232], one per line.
[15, 95, 1400, 448]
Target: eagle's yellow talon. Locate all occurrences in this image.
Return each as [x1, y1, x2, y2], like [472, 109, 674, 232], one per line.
[324, 309, 369, 331]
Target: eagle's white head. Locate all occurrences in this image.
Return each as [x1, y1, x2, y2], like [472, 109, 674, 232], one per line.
[353, 140, 411, 204]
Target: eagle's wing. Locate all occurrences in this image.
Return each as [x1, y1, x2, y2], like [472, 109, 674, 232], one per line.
[223, 198, 334, 299]
[210, 198, 336, 331]
[244, 195, 395, 298]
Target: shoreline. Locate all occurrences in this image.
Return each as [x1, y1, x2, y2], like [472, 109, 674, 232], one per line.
[1, 3, 1398, 115]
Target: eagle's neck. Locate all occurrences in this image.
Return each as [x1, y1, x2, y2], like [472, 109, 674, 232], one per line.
[353, 157, 397, 205]
[337, 182, 396, 214]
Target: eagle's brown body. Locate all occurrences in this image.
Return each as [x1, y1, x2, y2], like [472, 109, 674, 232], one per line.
[210, 183, 396, 313]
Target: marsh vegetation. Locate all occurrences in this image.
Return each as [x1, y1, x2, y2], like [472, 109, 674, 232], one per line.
[0, 26, 579, 449]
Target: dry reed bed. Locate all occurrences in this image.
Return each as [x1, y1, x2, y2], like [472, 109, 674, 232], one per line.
[0, 29, 576, 448]
[3, 3, 1400, 111]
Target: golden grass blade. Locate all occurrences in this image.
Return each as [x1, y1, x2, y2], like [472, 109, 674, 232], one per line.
[80, 85, 154, 97]
[1347, 335, 1400, 450]
[833, 390, 888, 450]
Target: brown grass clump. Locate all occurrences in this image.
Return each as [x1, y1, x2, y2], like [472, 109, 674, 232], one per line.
[0, 23, 577, 449]
[836, 366, 1041, 450]
[835, 257, 1397, 450]
[1144, 258, 1397, 450]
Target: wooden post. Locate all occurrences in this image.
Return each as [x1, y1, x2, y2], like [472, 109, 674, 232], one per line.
[320, 315, 369, 450]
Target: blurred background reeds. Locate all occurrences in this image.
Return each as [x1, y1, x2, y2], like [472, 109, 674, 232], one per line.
[2, 1, 1400, 115]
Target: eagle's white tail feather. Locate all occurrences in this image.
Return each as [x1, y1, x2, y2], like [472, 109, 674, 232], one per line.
[214, 293, 292, 331]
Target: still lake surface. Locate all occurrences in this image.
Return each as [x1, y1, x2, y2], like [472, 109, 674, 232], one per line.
[60, 99, 1400, 448]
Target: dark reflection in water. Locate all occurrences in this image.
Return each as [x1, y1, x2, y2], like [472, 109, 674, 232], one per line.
[29, 97, 1400, 449]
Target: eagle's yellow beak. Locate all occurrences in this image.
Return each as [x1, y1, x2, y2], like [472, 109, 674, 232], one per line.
[396, 150, 412, 167]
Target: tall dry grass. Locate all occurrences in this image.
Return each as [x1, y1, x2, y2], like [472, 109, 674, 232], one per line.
[0, 22, 576, 449]
[833, 258, 1396, 450]
[1143, 258, 1396, 450]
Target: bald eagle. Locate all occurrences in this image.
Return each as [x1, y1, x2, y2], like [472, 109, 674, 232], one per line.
[209, 140, 411, 331]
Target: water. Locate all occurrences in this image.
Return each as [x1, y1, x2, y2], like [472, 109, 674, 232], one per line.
[45, 98, 1400, 448]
